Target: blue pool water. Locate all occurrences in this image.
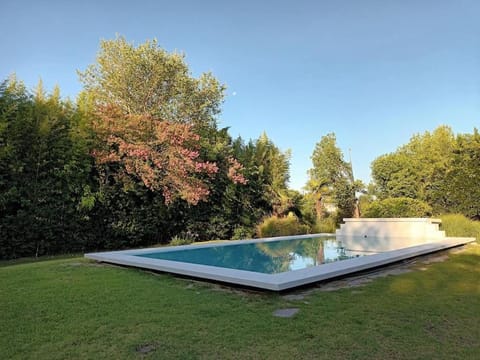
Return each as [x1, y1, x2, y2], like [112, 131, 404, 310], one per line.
[136, 237, 369, 274]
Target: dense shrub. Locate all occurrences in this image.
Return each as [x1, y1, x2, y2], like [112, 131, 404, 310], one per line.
[257, 212, 310, 238]
[312, 216, 337, 234]
[231, 226, 255, 240]
[170, 236, 193, 246]
[439, 214, 480, 243]
[362, 197, 432, 218]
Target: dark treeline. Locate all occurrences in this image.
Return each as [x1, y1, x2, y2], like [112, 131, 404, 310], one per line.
[1, 37, 479, 260]
[0, 79, 95, 258]
[0, 75, 298, 259]
[0, 36, 301, 259]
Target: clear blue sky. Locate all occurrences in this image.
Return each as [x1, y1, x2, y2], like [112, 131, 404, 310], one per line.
[1, 0, 479, 190]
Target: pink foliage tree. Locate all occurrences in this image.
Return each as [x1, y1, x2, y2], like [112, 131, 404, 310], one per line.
[92, 104, 220, 205]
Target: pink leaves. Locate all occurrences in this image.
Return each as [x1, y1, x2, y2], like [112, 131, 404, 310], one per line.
[227, 156, 248, 185]
[195, 161, 218, 173]
[92, 104, 230, 205]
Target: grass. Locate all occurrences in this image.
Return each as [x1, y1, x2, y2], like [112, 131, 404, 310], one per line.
[1, 245, 479, 359]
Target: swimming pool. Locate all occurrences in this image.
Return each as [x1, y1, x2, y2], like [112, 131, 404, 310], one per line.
[135, 236, 371, 274]
[85, 233, 474, 291]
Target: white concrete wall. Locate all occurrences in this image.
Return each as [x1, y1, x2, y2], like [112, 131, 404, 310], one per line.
[336, 218, 445, 252]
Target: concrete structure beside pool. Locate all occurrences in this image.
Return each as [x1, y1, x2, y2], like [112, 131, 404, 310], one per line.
[85, 218, 475, 291]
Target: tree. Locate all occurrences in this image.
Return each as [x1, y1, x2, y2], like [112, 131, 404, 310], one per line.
[77, 36, 254, 243]
[371, 126, 456, 212]
[78, 36, 224, 132]
[92, 104, 219, 205]
[179, 132, 294, 241]
[251, 132, 292, 216]
[79, 36, 242, 206]
[369, 152, 418, 199]
[0, 77, 94, 259]
[441, 129, 480, 218]
[306, 133, 358, 222]
[370, 125, 480, 218]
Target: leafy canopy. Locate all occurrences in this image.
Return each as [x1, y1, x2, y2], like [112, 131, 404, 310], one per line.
[370, 125, 479, 218]
[306, 133, 359, 221]
[92, 104, 219, 205]
[371, 126, 456, 206]
[78, 36, 237, 205]
[79, 36, 225, 130]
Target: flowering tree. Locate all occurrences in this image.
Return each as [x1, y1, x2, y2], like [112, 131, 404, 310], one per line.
[93, 104, 221, 205]
[80, 36, 247, 206]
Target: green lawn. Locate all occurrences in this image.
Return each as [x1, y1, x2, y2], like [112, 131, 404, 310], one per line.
[1, 245, 479, 359]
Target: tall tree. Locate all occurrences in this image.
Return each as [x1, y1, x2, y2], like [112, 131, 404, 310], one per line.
[76, 36, 251, 244]
[371, 126, 456, 213]
[0, 77, 93, 259]
[441, 129, 480, 218]
[78, 36, 241, 206]
[252, 133, 292, 216]
[306, 133, 357, 221]
[78, 36, 224, 132]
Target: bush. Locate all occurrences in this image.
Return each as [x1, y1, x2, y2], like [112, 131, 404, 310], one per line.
[231, 226, 255, 240]
[169, 236, 193, 246]
[312, 216, 337, 234]
[257, 212, 310, 238]
[169, 230, 198, 246]
[362, 197, 432, 218]
[439, 214, 480, 243]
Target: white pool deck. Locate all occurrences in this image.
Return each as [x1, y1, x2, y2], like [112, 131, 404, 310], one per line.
[85, 218, 475, 291]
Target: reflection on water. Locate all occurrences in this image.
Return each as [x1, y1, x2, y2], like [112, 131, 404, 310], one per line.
[137, 237, 373, 274]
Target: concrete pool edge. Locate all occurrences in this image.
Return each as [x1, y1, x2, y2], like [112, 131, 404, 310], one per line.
[84, 235, 475, 291]
[272, 236, 475, 290]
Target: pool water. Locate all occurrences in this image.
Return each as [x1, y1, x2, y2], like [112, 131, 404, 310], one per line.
[136, 237, 369, 274]
[86, 231, 474, 290]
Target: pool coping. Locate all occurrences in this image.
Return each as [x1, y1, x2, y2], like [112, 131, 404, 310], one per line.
[84, 234, 475, 291]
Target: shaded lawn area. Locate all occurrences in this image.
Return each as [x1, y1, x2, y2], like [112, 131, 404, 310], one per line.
[1, 245, 479, 359]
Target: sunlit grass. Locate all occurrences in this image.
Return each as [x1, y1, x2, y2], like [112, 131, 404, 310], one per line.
[1, 245, 479, 359]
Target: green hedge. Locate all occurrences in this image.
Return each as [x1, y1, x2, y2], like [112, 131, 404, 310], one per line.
[362, 197, 432, 218]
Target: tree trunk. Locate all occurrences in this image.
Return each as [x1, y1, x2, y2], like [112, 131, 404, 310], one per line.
[353, 198, 360, 218]
[315, 195, 325, 220]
